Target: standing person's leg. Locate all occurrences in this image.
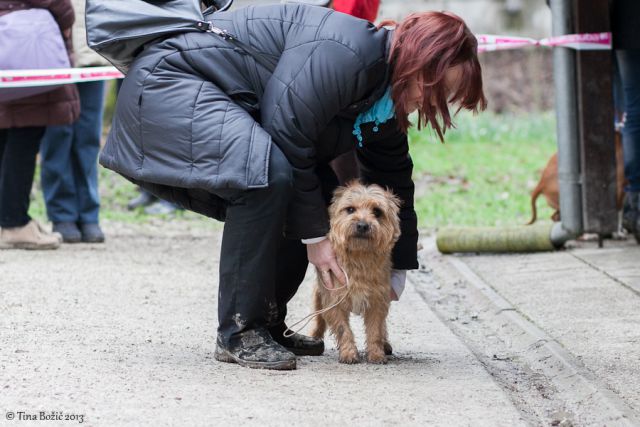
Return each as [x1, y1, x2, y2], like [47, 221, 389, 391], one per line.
[214, 144, 298, 370]
[616, 49, 640, 240]
[1, 127, 45, 227]
[271, 238, 309, 327]
[40, 108, 82, 242]
[71, 81, 106, 242]
[0, 129, 6, 172]
[0, 127, 60, 249]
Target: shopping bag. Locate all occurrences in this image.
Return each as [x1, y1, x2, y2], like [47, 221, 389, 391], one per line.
[0, 9, 70, 102]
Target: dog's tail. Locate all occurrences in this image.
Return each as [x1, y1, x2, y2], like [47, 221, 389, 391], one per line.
[526, 182, 543, 225]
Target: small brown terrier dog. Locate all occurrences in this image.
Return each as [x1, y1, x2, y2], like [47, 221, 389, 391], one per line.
[310, 182, 401, 364]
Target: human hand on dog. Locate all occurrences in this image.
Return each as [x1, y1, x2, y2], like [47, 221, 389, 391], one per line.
[306, 239, 346, 289]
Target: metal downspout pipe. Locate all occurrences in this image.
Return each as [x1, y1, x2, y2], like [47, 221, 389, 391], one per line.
[549, 0, 583, 246]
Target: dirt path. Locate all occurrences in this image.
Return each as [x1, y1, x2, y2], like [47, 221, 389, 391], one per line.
[1, 222, 528, 426]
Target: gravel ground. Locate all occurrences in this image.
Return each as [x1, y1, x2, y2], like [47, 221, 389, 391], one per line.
[1, 222, 527, 427]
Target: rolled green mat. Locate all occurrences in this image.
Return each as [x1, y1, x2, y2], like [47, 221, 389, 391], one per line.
[436, 223, 557, 254]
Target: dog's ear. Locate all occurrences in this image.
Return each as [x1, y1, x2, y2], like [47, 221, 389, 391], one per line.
[383, 188, 402, 242]
[332, 186, 348, 202]
[384, 187, 402, 214]
[329, 186, 348, 218]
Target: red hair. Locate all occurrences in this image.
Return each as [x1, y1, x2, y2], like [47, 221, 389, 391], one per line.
[380, 12, 487, 140]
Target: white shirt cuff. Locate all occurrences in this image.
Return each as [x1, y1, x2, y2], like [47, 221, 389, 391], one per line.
[390, 269, 407, 301]
[301, 236, 327, 245]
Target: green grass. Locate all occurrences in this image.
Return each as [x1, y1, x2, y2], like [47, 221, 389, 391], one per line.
[29, 110, 558, 231]
[408, 111, 558, 230]
[29, 164, 216, 228]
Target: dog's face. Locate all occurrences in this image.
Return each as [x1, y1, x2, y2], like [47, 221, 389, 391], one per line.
[328, 182, 401, 252]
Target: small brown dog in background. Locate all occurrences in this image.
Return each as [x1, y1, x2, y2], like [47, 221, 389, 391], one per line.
[527, 131, 626, 224]
[310, 182, 401, 364]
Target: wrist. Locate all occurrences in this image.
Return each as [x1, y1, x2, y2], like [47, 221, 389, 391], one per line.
[390, 269, 407, 300]
[302, 236, 327, 245]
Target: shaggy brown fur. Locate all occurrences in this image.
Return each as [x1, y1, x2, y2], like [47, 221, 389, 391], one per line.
[310, 182, 401, 364]
[527, 131, 626, 225]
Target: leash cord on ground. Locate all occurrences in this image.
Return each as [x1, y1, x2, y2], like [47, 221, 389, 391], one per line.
[283, 267, 350, 338]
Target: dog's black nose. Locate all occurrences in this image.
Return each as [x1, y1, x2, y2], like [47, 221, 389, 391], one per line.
[356, 221, 370, 234]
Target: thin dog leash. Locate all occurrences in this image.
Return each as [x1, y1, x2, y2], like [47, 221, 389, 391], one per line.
[283, 267, 350, 338]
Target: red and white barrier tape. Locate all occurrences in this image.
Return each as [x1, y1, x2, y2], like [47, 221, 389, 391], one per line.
[477, 32, 611, 52]
[0, 32, 612, 89]
[0, 66, 123, 88]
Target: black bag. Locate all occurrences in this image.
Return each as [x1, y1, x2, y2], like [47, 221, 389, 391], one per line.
[86, 0, 233, 73]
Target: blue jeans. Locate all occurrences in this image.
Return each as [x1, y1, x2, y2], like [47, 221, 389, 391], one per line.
[40, 81, 106, 224]
[615, 49, 640, 192]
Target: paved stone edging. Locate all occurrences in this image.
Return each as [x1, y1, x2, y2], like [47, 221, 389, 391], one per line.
[412, 248, 640, 426]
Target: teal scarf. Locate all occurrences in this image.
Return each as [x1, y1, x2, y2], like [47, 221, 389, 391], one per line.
[352, 87, 395, 147]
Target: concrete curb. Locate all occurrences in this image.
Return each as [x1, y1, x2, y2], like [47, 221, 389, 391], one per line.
[421, 253, 640, 426]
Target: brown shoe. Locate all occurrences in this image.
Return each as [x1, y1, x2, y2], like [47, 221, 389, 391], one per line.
[36, 221, 63, 244]
[0, 220, 61, 250]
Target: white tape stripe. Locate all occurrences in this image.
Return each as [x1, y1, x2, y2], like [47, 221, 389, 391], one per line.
[539, 32, 611, 47]
[478, 43, 536, 53]
[0, 66, 123, 88]
[0, 32, 612, 89]
[477, 32, 612, 52]
[476, 34, 538, 46]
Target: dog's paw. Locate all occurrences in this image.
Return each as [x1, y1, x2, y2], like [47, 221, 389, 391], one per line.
[367, 352, 388, 364]
[339, 348, 360, 364]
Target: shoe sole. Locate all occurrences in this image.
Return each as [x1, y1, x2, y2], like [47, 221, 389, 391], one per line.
[0, 241, 59, 250]
[81, 237, 105, 243]
[62, 237, 82, 243]
[214, 347, 296, 370]
[285, 346, 324, 356]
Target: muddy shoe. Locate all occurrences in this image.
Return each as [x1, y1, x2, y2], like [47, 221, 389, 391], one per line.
[270, 324, 324, 356]
[214, 329, 296, 370]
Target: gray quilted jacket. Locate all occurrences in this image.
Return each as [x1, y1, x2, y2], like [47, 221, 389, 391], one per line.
[100, 4, 418, 269]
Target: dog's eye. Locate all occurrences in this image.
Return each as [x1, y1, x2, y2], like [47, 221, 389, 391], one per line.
[345, 207, 355, 214]
[372, 207, 383, 218]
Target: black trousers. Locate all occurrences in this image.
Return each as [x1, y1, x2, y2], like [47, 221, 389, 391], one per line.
[0, 127, 45, 228]
[215, 145, 298, 345]
[216, 153, 343, 345]
[220, 158, 351, 348]
[136, 145, 341, 346]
